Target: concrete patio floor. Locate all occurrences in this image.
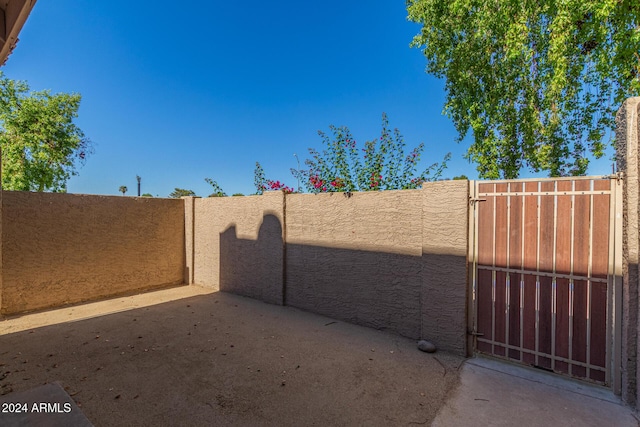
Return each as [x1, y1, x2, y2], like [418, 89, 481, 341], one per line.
[1, 285, 638, 426]
[0, 286, 463, 426]
[433, 357, 638, 427]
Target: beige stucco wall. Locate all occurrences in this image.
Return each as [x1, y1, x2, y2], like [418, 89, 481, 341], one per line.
[192, 192, 284, 305]
[283, 183, 469, 355]
[188, 185, 469, 355]
[0, 183, 469, 354]
[285, 190, 424, 339]
[183, 196, 196, 285]
[616, 97, 640, 406]
[0, 192, 185, 315]
[421, 180, 469, 355]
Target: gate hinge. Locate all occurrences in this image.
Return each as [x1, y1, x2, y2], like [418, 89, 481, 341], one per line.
[614, 172, 624, 184]
[469, 197, 486, 206]
[604, 172, 624, 184]
[468, 330, 484, 337]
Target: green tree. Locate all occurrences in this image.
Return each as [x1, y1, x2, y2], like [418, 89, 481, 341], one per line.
[407, 0, 640, 178]
[119, 185, 127, 196]
[141, 193, 153, 197]
[0, 72, 92, 191]
[169, 188, 196, 198]
[452, 174, 468, 180]
[291, 113, 450, 193]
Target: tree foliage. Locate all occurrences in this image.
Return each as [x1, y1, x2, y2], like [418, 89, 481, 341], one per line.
[119, 185, 127, 195]
[291, 113, 450, 193]
[0, 72, 92, 191]
[169, 188, 196, 198]
[407, 0, 640, 178]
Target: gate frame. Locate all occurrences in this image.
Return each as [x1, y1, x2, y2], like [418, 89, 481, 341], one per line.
[467, 175, 624, 393]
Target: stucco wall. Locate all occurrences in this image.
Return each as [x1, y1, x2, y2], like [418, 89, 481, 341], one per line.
[187, 185, 470, 355]
[0, 183, 469, 352]
[421, 181, 469, 356]
[0, 192, 185, 315]
[616, 97, 640, 407]
[285, 190, 424, 339]
[284, 183, 469, 354]
[192, 192, 284, 305]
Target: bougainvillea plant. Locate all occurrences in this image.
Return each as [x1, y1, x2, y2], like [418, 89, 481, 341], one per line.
[254, 162, 294, 194]
[254, 161, 268, 195]
[290, 113, 450, 193]
[205, 177, 227, 197]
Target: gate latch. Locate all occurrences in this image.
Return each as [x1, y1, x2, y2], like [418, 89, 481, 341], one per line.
[468, 330, 484, 337]
[469, 197, 486, 206]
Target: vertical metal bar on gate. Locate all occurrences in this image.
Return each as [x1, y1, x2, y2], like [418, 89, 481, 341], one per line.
[506, 183, 511, 357]
[569, 180, 576, 376]
[535, 181, 541, 367]
[606, 177, 614, 387]
[520, 182, 525, 363]
[491, 182, 497, 355]
[551, 181, 558, 371]
[586, 180, 595, 380]
[611, 176, 623, 393]
[468, 180, 479, 355]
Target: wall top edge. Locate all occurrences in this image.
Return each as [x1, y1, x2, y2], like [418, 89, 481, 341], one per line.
[473, 175, 617, 185]
[0, 191, 183, 201]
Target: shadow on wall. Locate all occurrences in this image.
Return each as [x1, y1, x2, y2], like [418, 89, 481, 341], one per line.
[219, 213, 467, 354]
[220, 214, 284, 306]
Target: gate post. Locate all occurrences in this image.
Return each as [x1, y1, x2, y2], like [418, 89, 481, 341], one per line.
[615, 97, 640, 407]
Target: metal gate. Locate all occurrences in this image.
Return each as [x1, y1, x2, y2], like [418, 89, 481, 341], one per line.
[469, 176, 623, 390]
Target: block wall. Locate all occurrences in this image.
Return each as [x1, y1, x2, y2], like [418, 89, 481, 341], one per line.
[0, 192, 184, 314]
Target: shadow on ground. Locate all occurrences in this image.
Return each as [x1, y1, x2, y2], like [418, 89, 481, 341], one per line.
[0, 288, 463, 426]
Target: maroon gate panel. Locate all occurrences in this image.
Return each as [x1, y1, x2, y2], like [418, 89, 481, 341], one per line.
[473, 178, 613, 384]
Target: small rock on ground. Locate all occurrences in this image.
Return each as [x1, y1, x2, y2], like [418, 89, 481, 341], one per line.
[418, 340, 437, 353]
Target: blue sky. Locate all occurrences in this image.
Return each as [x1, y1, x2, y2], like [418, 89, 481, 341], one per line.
[3, 1, 615, 197]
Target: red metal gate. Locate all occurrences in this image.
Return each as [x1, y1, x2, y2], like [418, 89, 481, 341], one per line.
[470, 177, 622, 387]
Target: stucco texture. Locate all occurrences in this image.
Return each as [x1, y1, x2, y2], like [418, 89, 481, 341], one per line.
[285, 190, 424, 339]
[192, 192, 284, 305]
[1, 183, 469, 357]
[0, 192, 185, 315]
[616, 97, 640, 407]
[188, 185, 470, 355]
[421, 181, 469, 356]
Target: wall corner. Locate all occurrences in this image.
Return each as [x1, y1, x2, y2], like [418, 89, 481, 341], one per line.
[615, 97, 640, 406]
[182, 196, 198, 285]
